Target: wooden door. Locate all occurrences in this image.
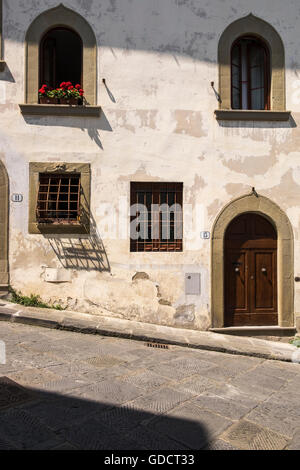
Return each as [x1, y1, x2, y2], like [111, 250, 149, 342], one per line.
[225, 213, 277, 326]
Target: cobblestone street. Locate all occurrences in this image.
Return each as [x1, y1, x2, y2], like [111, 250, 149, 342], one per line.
[0, 322, 299, 450]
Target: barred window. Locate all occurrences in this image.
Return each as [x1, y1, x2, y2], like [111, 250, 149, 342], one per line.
[36, 173, 81, 224]
[130, 182, 183, 252]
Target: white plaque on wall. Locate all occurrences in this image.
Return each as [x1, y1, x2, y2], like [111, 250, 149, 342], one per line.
[11, 194, 23, 202]
[200, 231, 210, 239]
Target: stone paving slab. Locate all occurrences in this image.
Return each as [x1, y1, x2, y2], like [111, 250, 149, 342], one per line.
[61, 418, 142, 450]
[19, 396, 104, 431]
[0, 377, 36, 410]
[204, 439, 239, 450]
[174, 375, 219, 396]
[127, 425, 190, 450]
[151, 402, 233, 449]
[73, 379, 144, 405]
[0, 301, 298, 362]
[117, 369, 170, 391]
[0, 407, 59, 449]
[288, 429, 300, 450]
[220, 420, 289, 450]
[193, 391, 251, 420]
[130, 386, 192, 416]
[246, 402, 298, 438]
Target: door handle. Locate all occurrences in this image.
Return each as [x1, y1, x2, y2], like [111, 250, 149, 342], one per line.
[261, 268, 267, 273]
[234, 267, 240, 273]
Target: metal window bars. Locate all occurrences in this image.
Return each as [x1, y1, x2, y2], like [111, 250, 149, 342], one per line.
[36, 173, 81, 224]
[130, 182, 183, 252]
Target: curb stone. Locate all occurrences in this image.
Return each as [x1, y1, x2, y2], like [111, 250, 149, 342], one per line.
[0, 302, 298, 364]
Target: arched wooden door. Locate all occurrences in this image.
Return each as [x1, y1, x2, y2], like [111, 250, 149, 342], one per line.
[225, 213, 277, 326]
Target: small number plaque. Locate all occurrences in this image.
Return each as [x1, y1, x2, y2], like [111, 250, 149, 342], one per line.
[11, 194, 23, 203]
[200, 231, 210, 240]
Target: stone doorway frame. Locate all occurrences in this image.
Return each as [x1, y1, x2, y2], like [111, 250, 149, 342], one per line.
[211, 193, 294, 328]
[0, 160, 9, 285]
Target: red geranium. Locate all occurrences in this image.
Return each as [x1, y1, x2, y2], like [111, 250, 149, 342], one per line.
[38, 84, 48, 96]
[38, 81, 84, 101]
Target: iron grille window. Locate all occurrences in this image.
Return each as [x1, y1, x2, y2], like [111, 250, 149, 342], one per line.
[130, 182, 183, 252]
[37, 173, 81, 224]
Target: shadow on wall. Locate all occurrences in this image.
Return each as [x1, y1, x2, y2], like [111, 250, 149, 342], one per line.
[44, 211, 111, 273]
[0, 63, 15, 83]
[0, 376, 210, 450]
[217, 115, 297, 129]
[3, 1, 300, 70]
[103, 79, 116, 103]
[21, 109, 113, 150]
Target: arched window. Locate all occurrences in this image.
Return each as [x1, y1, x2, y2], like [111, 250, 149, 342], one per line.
[25, 4, 97, 105]
[231, 36, 270, 110]
[217, 14, 286, 114]
[40, 27, 82, 90]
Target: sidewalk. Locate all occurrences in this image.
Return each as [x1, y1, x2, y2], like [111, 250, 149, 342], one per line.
[0, 300, 298, 363]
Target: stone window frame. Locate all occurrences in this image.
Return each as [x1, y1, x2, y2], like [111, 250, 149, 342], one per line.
[211, 192, 294, 328]
[29, 163, 91, 235]
[24, 4, 97, 106]
[216, 14, 290, 121]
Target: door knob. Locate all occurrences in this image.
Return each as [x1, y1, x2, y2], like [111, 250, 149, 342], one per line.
[261, 268, 267, 273]
[250, 275, 254, 280]
[235, 268, 240, 272]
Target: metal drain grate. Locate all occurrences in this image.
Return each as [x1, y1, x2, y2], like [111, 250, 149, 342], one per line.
[146, 342, 170, 349]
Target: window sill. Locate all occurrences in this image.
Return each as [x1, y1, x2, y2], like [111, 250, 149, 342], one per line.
[19, 103, 101, 117]
[0, 61, 6, 72]
[29, 223, 90, 235]
[215, 109, 291, 121]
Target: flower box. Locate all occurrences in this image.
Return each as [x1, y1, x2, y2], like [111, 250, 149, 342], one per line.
[39, 97, 59, 105]
[38, 82, 85, 107]
[59, 97, 81, 106]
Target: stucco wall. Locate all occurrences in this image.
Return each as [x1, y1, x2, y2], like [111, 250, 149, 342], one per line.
[0, 0, 299, 330]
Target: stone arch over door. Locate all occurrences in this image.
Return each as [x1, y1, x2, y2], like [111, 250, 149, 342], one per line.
[25, 4, 97, 104]
[0, 160, 9, 284]
[211, 193, 294, 328]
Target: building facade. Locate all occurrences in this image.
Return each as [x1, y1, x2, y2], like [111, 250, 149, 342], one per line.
[0, 0, 299, 332]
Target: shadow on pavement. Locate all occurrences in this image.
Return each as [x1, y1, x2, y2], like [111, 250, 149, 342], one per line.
[0, 376, 209, 450]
